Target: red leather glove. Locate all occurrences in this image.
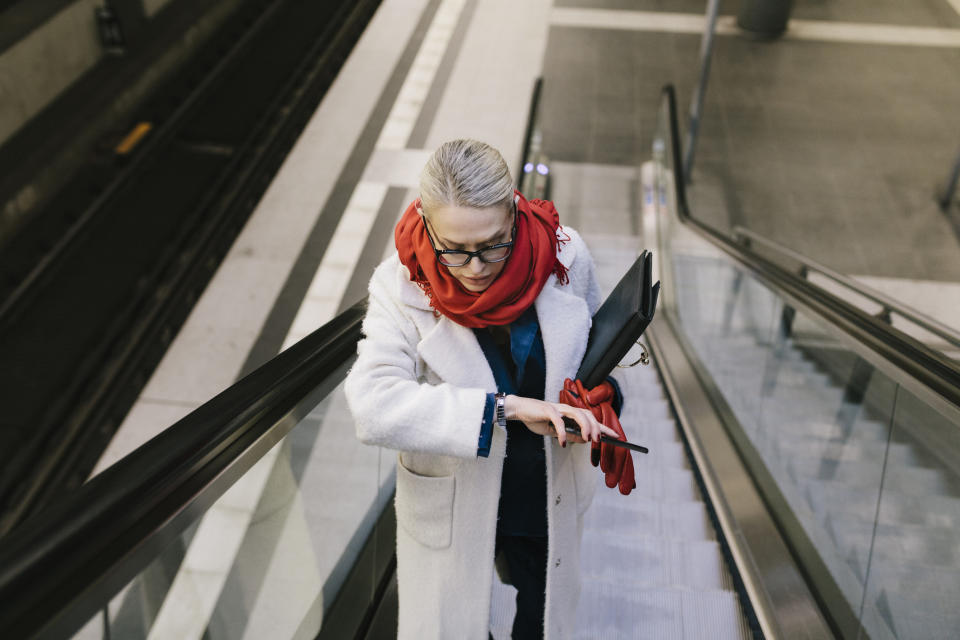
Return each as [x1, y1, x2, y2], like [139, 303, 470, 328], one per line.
[559, 378, 636, 495]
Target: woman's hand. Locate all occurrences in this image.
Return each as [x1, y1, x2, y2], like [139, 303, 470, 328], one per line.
[503, 395, 620, 447]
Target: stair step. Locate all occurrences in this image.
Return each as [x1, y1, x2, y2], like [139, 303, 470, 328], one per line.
[862, 572, 960, 640]
[623, 397, 674, 423]
[588, 465, 700, 502]
[772, 435, 918, 466]
[583, 499, 714, 542]
[826, 516, 960, 575]
[580, 535, 731, 591]
[738, 417, 890, 443]
[620, 418, 681, 445]
[805, 480, 960, 529]
[574, 583, 752, 640]
[788, 458, 953, 496]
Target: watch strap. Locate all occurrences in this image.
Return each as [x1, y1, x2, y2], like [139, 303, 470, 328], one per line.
[495, 392, 507, 428]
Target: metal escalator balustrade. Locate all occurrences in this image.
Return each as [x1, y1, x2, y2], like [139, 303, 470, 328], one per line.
[729, 226, 960, 360]
[0, 300, 400, 640]
[649, 84, 960, 639]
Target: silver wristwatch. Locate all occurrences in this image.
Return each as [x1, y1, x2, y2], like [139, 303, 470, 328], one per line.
[495, 392, 507, 429]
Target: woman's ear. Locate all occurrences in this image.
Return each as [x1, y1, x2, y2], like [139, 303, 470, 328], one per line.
[415, 197, 424, 216]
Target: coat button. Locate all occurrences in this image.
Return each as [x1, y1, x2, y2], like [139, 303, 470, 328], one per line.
[555, 494, 561, 506]
[555, 558, 561, 568]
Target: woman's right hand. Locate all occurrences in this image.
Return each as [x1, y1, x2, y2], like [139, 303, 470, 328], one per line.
[503, 395, 620, 447]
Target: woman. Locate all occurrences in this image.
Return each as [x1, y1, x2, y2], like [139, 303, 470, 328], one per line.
[344, 139, 624, 639]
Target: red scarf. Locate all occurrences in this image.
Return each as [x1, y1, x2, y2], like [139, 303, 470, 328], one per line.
[394, 190, 569, 328]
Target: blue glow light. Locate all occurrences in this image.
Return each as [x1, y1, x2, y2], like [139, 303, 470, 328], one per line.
[524, 162, 534, 173]
[536, 163, 549, 175]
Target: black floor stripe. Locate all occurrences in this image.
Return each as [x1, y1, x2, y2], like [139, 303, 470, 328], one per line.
[343, 0, 480, 310]
[406, 0, 478, 149]
[238, 0, 443, 377]
[339, 186, 412, 312]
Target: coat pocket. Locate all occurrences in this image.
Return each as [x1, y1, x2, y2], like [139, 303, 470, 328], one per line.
[395, 459, 456, 549]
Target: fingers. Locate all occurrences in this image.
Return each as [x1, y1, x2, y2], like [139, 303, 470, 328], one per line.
[557, 404, 604, 443]
[599, 424, 620, 439]
[546, 405, 566, 448]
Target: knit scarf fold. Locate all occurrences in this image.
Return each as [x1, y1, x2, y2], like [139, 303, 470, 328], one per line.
[394, 190, 569, 328]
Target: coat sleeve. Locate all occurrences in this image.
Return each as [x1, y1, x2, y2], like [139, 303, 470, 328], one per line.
[564, 227, 603, 315]
[344, 266, 488, 459]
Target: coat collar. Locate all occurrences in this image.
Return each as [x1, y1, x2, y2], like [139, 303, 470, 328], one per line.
[396, 263, 434, 311]
[417, 314, 497, 392]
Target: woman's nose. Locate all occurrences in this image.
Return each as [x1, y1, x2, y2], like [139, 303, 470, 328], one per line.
[467, 255, 486, 274]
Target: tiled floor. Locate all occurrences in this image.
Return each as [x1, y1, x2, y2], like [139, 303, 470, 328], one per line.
[541, 0, 960, 281]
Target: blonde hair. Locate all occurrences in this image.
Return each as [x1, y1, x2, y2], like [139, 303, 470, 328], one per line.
[419, 139, 514, 216]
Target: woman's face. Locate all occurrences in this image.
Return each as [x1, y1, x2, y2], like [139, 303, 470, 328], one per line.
[423, 203, 514, 293]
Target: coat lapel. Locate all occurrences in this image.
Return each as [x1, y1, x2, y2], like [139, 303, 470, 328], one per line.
[417, 315, 497, 392]
[536, 278, 590, 402]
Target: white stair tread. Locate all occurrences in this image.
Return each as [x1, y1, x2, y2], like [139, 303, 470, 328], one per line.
[574, 584, 752, 640]
[580, 535, 732, 591]
[805, 479, 960, 529]
[583, 499, 714, 542]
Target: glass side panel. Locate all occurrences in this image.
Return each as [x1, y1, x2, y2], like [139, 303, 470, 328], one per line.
[862, 388, 960, 639]
[752, 302, 898, 633]
[72, 379, 393, 640]
[649, 90, 960, 637]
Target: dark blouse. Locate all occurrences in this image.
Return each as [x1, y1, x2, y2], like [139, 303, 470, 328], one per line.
[473, 307, 623, 537]
[474, 306, 549, 537]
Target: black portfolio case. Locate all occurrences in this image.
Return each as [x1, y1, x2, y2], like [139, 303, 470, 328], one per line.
[578, 250, 660, 388]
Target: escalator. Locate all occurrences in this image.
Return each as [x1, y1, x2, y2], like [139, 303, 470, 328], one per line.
[1, 85, 958, 639]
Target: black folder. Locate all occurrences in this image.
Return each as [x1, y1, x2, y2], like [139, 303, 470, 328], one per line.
[579, 250, 660, 388]
[561, 250, 660, 453]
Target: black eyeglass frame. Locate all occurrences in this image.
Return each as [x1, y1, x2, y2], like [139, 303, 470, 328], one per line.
[421, 206, 517, 267]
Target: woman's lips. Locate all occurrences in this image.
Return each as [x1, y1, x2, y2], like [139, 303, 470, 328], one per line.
[463, 275, 492, 285]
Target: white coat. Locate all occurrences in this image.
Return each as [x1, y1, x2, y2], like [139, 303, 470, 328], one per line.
[344, 227, 603, 640]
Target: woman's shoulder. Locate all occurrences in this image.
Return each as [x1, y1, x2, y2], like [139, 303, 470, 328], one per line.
[369, 252, 432, 312]
[556, 226, 591, 271]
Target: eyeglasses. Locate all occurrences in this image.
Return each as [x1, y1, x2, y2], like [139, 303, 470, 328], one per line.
[422, 212, 516, 267]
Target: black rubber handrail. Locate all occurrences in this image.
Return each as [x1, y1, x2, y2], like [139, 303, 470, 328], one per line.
[0, 299, 366, 639]
[659, 83, 960, 411]
[731, 226, 960, 349]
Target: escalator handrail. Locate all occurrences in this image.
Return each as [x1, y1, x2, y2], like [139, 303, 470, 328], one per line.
[659, 84, 960, 411]
[0, 298, 367, 639]
[731, 224, 960, 349]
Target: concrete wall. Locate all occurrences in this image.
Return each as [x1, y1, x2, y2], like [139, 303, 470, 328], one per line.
[0, 0, 103, 148]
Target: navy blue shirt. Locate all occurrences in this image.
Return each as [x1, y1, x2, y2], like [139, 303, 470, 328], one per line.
[474, 307, 623, 537]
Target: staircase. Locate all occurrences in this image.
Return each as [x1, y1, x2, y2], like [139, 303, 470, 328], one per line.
[673, 254, 960, 640]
